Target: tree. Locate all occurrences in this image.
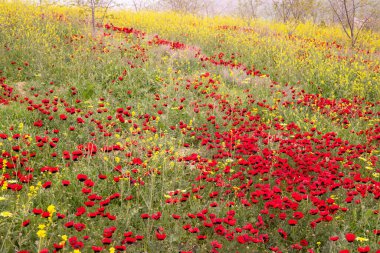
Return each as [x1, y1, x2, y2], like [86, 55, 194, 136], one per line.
[237, 0, 263, 24]
[328, 0, 379, 47]
[131, 0, 158, 11]
[73, 0, 87, 5]
[84, 0, 114, 37]
[200, 0, 215, 16]
[65, 0, 115, 36]
[161, 0, 201, 14]
[272, 0, 319, 22]
[272, 0, 292, 22]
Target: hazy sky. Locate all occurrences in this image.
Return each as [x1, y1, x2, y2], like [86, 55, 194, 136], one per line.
[116, 0, 238, 10]
[114, 0, 274, 15]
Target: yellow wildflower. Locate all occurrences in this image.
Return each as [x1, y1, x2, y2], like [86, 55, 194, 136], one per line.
[356, 237, 369, 242]
[47, 204, 56, 215]
[1, 181, 7, 190]
[37, 229, 46, 238]
[0, 211, 13, 217]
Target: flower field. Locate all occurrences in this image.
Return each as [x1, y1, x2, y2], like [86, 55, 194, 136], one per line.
[0, 2, 380, 253]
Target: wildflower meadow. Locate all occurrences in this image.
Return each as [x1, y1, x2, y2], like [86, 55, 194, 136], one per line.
[0, 2, 379, 253]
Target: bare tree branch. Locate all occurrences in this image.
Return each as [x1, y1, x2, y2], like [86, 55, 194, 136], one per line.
[328, 0, 377, 47]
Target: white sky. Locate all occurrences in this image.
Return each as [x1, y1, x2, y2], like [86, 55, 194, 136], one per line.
[113, 0, 274, 15]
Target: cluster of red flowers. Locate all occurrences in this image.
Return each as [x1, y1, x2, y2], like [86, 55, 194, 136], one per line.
[0, 20, 379, 253]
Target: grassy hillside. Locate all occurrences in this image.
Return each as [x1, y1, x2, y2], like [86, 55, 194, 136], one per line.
[0, 2, 379, 253]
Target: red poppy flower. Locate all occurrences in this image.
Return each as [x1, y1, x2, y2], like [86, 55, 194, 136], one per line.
[77, 174, 88, 182]
[75, 206, 86, 216]
[210, 240, 222, 248]
[293, 211, 304, 219]
[189, 227, 200, 233]
[12, 146, 20, 152]
[42, 181, 51, 189]
[140, 213, 149, 219]
[291, 244, 302, 250]
[278, 228, 287, 239]
[135, 235, 144, 240]
[84, 201, 95, 207]
[124, 231, 133, 237]
[54, 244, 64, 250]
[132, 157, 143, 165]
[102, 238, 112, 244]
[41, 211, 50, 218]
[345, 233, 356, 242]
[125, 195, 133, 200]
[33, 208, 43, 215]
[151, 211, 161, 220]
[59, 114, 67, 120]
[56, 213, 65, 219]
[357, 246, 370, 253]
[98, 174, 107, 180]
[65, 221, 74, 228]
[172, 214, 181, 219]
[77, 117, 85, 124]
[91, 246, 103, 252]
[123, 237, 136, 244]
[114, 245, 126, 251]
[155, 229, 166, 240]
[33, 120, 43, 127]
[62, 180, 70, 186]
[84, 179, 95, 187]
[22, 219, 30, 227]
